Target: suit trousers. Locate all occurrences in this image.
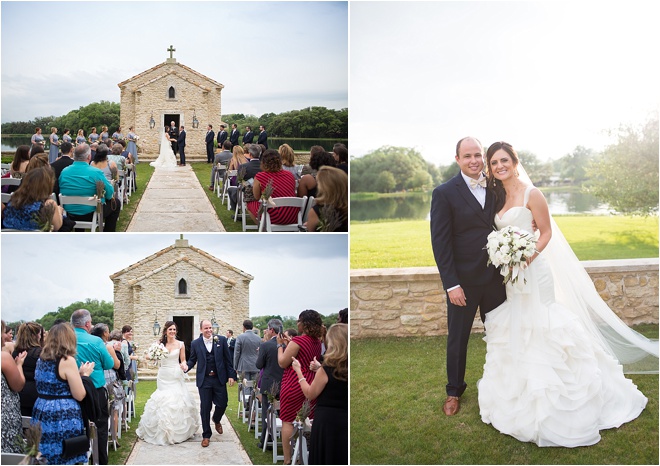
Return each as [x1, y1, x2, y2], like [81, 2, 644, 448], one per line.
[179, 146, 186, 165]
[445, 276, 506, 397]
[259, 394, 271, 444]
[96, 387, 109, 464]
[199, 375, 228, 439]
[206, 146, 214, 163]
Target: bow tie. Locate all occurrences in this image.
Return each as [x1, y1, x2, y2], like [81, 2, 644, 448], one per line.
[469, 176, 487, 189]
[204, 338, 213, 344]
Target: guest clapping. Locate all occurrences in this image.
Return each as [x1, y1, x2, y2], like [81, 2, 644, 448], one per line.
[247, 150, 298, 226]
[12, 322, 44, 416]
[1, 320, 26, 454]
[298, 146, 336, 198]
[305, 166, 348, 232]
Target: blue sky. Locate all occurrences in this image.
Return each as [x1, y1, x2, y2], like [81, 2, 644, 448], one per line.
[0, 234, 349, 322]
[1, 1, 348, 123]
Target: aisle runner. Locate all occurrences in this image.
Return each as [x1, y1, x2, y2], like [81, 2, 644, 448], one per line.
[126, 382, 250, 465]
[126, 165, 225, 232]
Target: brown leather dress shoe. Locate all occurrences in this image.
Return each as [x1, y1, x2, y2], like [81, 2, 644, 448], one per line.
[443, 396, 460, 416]
[201, 438, 210, 447]
[215, 422, 223, 435]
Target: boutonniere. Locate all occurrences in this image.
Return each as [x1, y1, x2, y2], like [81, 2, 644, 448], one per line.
[213, 335, 219, 344]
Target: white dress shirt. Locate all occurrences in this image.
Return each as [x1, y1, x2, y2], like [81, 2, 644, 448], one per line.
[461, 171, 486, 209]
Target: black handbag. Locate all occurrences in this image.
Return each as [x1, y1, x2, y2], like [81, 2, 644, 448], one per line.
[61, 434, 89, 458]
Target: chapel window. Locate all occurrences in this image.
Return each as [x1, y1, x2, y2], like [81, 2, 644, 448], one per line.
[168, 86, 175, 99]
[178, 278, 187, 295]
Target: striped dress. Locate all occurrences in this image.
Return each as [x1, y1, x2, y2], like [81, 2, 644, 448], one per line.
[247, 170, 298, 225]
[279, 334, 323, 422]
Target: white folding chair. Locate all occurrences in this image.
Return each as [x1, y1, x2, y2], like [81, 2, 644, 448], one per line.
[249, 390, 262, 438]
[238, 188, 258, 231]
[291, 419, 311, 465]
[1, 177, 21, 189]
[116, 170, 127, 210]
[89, 421, 99, 465]
[302, 196, 315, 225]
[214, 163, 228, 197]
[1, 162, 11, 176]
[124, 164, 135, 196]
[240, 379, 254, 423]
[59, 194, 103, 232]
[222, 170, 237, 208]
[1, 192, 12, 204]
[124, 380, 135, 424]
[262, 400, 284, 463]
[1, 453, 27, 465]
[260, 196, 307, 232]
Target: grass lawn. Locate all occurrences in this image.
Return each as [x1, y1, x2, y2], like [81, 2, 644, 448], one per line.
[116, 164, 155, 232]
[350, 324, 659, 465]
[350, 216, 659, 269]
[190, 162, 257, 233]
[108, 380, 154, 465]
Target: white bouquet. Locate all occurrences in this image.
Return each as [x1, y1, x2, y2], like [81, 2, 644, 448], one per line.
[145, 342, 168, 364]
[485, 225, 537, 290]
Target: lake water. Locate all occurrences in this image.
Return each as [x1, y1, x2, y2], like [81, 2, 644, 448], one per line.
[350, 190, 612, 222]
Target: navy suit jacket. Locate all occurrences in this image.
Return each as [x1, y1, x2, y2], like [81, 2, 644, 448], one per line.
[430, 172, 499, 290]
[177, 130, 186, 147]
[242, 131, 254, 144]
[205, 131, 215, 147]
[229, 129, 239, 146]
[186, 335, 237, 387]
[257, 130, 268, 148]
[217, 130, 228, 147]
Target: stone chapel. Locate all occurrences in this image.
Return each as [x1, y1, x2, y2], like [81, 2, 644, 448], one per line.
[117, 46, 224, 157]
[110, 237, 253, 360]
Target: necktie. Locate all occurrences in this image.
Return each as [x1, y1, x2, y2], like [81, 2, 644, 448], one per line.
[470, 176, 487, 189]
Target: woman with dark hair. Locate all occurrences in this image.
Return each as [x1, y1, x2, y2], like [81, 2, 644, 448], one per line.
[2, 166, 63, 231]
[88, 127, 99, 144]
[136, 321, 198, 445]
[62, 129, 72, 145]
[276, 309, 324, 464]
[298, 146, 336, 198]
[121, 325, 139, 383]
[91, 144, 118, 181]
[12, 322, 44, 416]
[305, 166, 348, 232]
[247, 149, 298, 226]
[32, 323, 94, 464]
[31, 127, 45, 151]
[1, 320, 26, 454]
[9, 145, 30, 179]
[292, 323, 348, 465]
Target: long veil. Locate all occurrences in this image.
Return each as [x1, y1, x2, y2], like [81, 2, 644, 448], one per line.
[518, 163, 658, 373]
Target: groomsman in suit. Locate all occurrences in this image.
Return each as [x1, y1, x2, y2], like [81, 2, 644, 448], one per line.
[177, 125, 186, 166]
[243, 126, 254, 144]
[205, 125, 215, 163]
[217, 125, 228, 150]
[229, 124, 240, 148]
[430, 136, 506, 417]
[257, 125, 268, 149]
[182, 320, 236, 448]
[168, 121, 179, 155]
[256, 319, 284, 449]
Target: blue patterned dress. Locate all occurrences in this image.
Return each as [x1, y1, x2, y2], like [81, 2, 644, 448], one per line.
[32, 358, 87, 465]
[2, 201, 44, 231]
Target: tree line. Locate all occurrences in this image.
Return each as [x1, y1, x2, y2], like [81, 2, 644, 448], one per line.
[351, 115, 658, 215]
[2, 103, 348, 140]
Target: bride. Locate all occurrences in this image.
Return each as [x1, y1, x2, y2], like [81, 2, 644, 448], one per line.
[136, 321, 199, 445]
[150, 128, 178, 168]
[477, 141, 657, 447]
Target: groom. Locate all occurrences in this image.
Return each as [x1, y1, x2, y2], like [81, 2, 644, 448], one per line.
[182, 320, 236, 447]
[430, 136, 506, 416]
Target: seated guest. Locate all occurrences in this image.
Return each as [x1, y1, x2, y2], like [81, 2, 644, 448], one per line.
[305, 166, 348, 232]
[12, 322, 44, 416]
[1, 320, 26, 454]
[247, 150, 298, 226]
[108, 143, 126, 173]
[90, 142, 98, 160]
[279, 144, 301, 180]
[292, 323, 348, 465]
[51, 141, 74, 200]
[229, 145, 248, 171]
[209, 140, 233, 191]
[229, 144, 262, 210]
[26, 153, 50, 171]
[90, 144, 118, 182]
[9, 145, 30, 179]
[2, 166, 64, 231]
[333, 143, 349, 174]
[29, 144, 46, 159]
[59, 143, 118, 232]
[298, 146, 336, 198]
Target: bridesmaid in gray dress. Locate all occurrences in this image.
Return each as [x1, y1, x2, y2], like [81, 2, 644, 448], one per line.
[127, 127, 139, 164]
[31, 127, 45, 150]
[76, 129, 86, 146]
[62, 129, 72, 144]
[48, 127, 60, 163]
[88, 127, 99, 144]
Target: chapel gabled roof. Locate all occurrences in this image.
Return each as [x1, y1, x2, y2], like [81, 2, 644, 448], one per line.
[117, 61, 224, 90]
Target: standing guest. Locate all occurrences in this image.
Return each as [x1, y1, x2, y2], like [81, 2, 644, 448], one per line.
[2, 166, 64, 231]
[247, 150, 298, 226]
[205, 125, 215, 163]
[279, 144, 301, 180]
[226, 330, 236, 362]
[292, 323, 348, 465]
[276, 310, 324, 465]
[1, 320, 26, 454]
[216, 124, 228, 150]
[62, 129, 72, 145]
[177, 125, 187, 166]
[32, 323, 94, 465]
[4, 326, 15, 344]
[298, 147, 336, 198]
[121, 326, 139, 384]
[338, 308, 348, 324]
[233, 320, 262, 383]
[48, 127, 60, 164]
[9, 145, 30, 179]
[12, 322, 44, 416]
[257, 125, 268, 149]
[112, 127, 123, 142]
[126, 127, 139, 164]
[71, 309, 117, 465]
[243, 126, 254, 144]
[88, 127, 99, 144]
[332, 143, 349, 174]
[31, 127, 45, 150]
[75, 129, 86, 146]
[51, 141, 74, 199]
[100, 126, 109, 143]
[229, 123, 240, 148]
[90, 324, 122, 386]
[256, 318, 284, 449]
[305, 166, 348, 232]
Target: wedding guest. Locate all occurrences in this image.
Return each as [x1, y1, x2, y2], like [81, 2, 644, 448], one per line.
[298, 147, 336, 198]
[2, 166, 64, 231]
[256, 318, 284, 449]
[228, 144, 262, 210]
[277, 310, 324, 465]
[88, 127, 99, 144]
[226, 330, 236, 362]
[90, 142, 98, 160]
[305, 166, 348, 232]
[292, 323, 348, 465]
[62, 129, 72, 145]
[32, 323, 94, 465]
[284, 328, 298, 340]
[234, 320, 261, 383]
[121, 326, 139, 384]
[51, 141, 74, 199]
[26, 153, 49, 171]
[75, 129, 86, 146]
[12, 322, 44, 416]
[29, 143, 45, 158]
[279, 144, 301, 180]
[100, 126, 109, 143]
[338, 308, 348, 324]
[48, 127, 60, 164]
[108, 143, 126, 172]
[31, 127, 45, 150]
[247, 150, 298, 226]
[91, 144, 119, 182]
[229, 145, 248, 171]
[333, 143, 349, 174]
[9, 145, 30, 179]
[209, 141, 233, 191]
[126, 127, 139, 164]
[1, 320, 26, 454]
[90, 324, 122, 387]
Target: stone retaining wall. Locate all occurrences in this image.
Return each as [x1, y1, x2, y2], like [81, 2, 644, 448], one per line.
[350, 259, 659, 339]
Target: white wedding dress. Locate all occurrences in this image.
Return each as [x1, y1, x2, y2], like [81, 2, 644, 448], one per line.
[150, 132, 178, 168]
[136, 343, 199, 445]
[477, 186, 648, 447]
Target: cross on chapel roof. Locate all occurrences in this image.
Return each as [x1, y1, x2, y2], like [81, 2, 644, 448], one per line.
[166, 45, 176, 63]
